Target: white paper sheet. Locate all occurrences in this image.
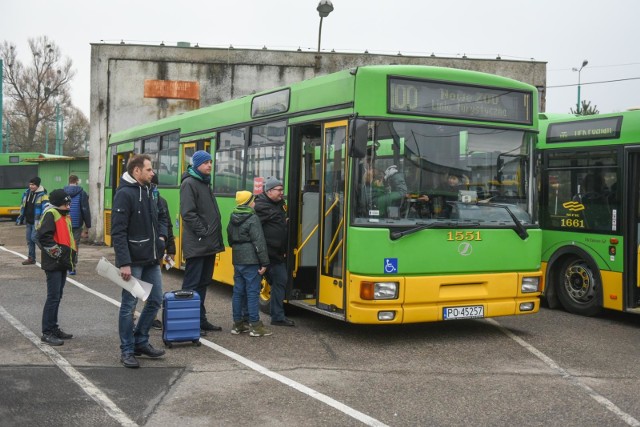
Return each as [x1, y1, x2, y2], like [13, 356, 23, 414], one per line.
[95, 257, 153, 301]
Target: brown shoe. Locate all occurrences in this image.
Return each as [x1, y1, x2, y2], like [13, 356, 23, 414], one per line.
[22, 258, 36, 265]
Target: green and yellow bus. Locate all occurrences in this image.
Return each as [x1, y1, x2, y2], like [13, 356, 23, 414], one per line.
[538, 109, 640, 316]
[105, 65, 542, 324]
[0, 152, 47, 218]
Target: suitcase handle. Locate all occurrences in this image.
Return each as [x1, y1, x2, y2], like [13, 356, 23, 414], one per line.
[173, 290, 194, 298]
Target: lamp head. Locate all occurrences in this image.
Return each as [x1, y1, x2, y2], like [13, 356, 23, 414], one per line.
[582, 59, 589, 68]
[317, 0, 334, 17]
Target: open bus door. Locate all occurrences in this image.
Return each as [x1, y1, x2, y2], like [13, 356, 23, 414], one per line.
[289, 121, 348, 318]
[105, 151, 132, 246]
[626, 150, 640, 310]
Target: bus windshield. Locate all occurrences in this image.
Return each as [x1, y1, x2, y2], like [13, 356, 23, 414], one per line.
[353, 120, 534, 227]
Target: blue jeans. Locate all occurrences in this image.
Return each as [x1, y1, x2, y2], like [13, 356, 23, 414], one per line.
[232, 264, 261, 323]
[26, 223, 37, 260]
[42, 270, 67, 334]
[118, 264, 163, 355]
[265, 261, 287, 321]
[182, 255, 215, 324]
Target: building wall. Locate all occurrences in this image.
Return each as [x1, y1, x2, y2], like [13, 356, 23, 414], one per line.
[89, 43, 547, 242]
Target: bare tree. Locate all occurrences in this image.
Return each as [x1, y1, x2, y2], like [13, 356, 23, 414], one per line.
[1, 35, 85, 154]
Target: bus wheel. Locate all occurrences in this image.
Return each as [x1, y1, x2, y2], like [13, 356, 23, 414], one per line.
[556, 256, 602, 316]
[259, 278, 271, 315]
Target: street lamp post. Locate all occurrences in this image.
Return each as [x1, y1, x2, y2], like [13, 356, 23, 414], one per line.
[572, 59, 588, 114]
[316, 0, 334, 53]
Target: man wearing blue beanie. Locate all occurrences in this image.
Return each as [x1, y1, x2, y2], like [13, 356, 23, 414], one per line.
[180, 150, 225, 333]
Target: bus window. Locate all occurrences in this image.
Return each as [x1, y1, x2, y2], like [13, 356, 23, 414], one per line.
[247, 121, 286, 191]
[158, 132, 179, 186]
[353, 120, 533, 225]
[543, 150, 619, 233]
[214, 128, 246, 194]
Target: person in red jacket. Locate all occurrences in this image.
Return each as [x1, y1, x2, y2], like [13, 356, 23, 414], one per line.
[37, 189, 77, 346]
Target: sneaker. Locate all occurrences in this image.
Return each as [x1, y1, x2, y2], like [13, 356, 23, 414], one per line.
[271, 318, 295, 327]
[53, 328, 73, 340]
[231, 321, 250, 335]
[200, 320, 222, 331]
[41, 333, 64, 346]
[249, 321, 272, 337]
[133, 343, 165, 358]
[121, 353, 140, 369]
[152, 319, 162, 330]
[68, 270, 76, 276]
[22, 258, 36, 265]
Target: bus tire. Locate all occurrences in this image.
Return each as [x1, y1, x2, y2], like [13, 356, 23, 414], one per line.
[556, 256, 603, 316]
[259, 278, 271, 315]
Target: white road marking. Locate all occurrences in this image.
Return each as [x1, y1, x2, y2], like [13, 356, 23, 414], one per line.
[486, 318, 640, 427]
[0, 305, 137, 427]
[1, 247, 388, 427]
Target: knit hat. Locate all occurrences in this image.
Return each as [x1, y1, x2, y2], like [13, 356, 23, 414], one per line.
[191, 150, 212, 170]
[30, 176, 41, 186]
[235, 190, 255, 206]
[49, 189, 71, 208]
[264, 176, 283, 192]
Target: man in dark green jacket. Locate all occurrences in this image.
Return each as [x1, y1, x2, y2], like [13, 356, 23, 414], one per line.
[180, 150, 225, 333]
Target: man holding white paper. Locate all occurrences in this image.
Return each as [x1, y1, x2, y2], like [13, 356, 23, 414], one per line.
[111, 154, 169, 369]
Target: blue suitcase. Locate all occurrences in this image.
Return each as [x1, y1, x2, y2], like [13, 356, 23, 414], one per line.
[162, 290, 201, 348]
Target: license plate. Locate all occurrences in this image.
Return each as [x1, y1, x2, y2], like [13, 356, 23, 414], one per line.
[443, 305, 484, 320]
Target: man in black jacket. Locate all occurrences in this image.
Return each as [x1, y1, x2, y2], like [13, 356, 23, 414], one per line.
[180, 150, 225, 333]
[255, 176, 295, 327]
[111, 154, 168, 368]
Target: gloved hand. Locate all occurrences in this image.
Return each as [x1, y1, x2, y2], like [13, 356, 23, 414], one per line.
[45, 245, 61, 259]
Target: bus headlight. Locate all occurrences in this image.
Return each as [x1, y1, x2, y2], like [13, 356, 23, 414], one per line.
[519, 302, 535, 311]
[521, 277, 540, 293]
[360, 282, 399, 300]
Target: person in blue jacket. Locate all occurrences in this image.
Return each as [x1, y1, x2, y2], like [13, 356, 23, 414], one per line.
[64, 174, 91, 275]
[16, 176, 48, 265]
[111, 154, 168, 369]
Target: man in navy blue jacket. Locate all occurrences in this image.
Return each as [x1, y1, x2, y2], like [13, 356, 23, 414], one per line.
[111, 154, 168, 368]
[64, 174, 91, 275]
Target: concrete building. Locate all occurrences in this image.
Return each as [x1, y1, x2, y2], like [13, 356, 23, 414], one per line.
[89, 42, 546, 242]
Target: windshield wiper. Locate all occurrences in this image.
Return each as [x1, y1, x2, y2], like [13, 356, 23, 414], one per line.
[390, 220, 479, 241]
[481, 203, 529, 240]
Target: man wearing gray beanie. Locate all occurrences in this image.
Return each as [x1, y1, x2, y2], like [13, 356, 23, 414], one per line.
[255, 176, 295, 327]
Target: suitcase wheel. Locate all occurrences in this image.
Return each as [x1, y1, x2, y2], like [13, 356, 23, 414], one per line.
[193, 340, 201, 346]
[164, 340, 173, 349]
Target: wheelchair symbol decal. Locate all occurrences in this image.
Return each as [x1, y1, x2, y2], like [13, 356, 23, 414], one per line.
[384, 258, 398, 274]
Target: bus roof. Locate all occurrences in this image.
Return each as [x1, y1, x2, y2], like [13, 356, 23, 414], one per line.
[538, 109, 640, 148]
[109, 64, 538, 145]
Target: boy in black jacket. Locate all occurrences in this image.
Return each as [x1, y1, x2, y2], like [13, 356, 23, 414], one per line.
[37, 189, 77, 346]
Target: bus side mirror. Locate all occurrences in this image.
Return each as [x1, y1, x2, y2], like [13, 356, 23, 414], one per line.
[350, 119, 368, 158]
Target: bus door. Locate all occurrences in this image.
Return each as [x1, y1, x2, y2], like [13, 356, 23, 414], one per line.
[178, 143, 197, 268]
[317, 121, 348, 312]
[626, 150, 640, 306]
[105, 152, 132, 246]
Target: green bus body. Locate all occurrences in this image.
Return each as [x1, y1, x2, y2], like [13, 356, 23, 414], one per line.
[106, 65, 542, 324]
[0, 152, 85, 218]
[538, 109, 640, 316]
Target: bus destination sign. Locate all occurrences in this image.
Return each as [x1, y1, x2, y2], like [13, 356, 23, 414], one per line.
[388, 77, 532, 124]
[546, 116, 622, 143]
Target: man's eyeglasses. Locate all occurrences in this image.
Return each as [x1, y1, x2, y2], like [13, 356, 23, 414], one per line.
[269, 187, 284, 192]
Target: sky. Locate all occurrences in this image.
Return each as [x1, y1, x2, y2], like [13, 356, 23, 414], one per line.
[2, 0, 640, 118]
